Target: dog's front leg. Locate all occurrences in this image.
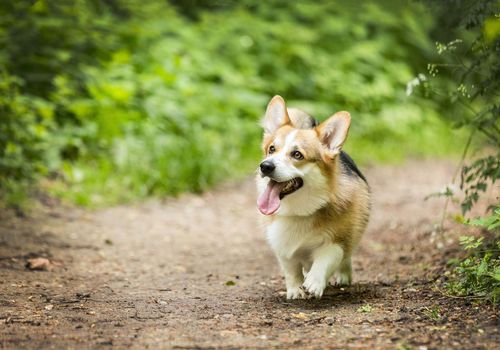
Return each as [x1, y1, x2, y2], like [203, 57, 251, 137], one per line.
[303, 243, 344, 298]
[278, 256, 306, 300]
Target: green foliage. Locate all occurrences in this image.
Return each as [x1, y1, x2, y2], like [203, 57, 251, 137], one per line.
[446, 207, 500, 304]
[356, 304, 374, 313]
[458, 235, 485, 251]
[416, 0, 499, 304]
[423, 306, 442, 321]
[1, 0, 466, 207]
[415, 0, 499, 214]
[467, 206, 500, 231]
[0, 0, 116, 97]
[0, 73, 56, 207]
[461, 155, 500, 213]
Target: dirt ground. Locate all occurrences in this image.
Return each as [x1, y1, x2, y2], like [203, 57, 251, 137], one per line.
[0, 160, 498, 349]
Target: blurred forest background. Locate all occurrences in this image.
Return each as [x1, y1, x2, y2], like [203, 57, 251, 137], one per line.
[0, 0, 497, 209]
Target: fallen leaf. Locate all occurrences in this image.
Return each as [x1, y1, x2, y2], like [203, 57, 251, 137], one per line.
[291, 312, 309, 320]
[220, 330, 239, 337]
[225, 280, 236, 286]
[26, 258, 52, 271]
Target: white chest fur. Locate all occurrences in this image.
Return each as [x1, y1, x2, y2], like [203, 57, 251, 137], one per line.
[266, 216, 327, 261]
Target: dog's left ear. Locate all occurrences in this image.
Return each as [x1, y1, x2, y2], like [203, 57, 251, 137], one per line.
[316, 111, 351, 159]
[262, 95, 291, 135]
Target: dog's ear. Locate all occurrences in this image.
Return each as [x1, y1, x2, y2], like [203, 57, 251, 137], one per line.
[287, 108, 317, 129]
[316, 111, 351, 159]
[262, 95, 290, 134]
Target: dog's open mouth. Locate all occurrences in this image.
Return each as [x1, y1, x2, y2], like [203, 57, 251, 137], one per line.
[257, 177, 303, 215]
[278, 177, 304, 199]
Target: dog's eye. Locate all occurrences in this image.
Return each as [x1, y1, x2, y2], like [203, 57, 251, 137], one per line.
[291, 151, 304, 160]
[269, 145, 275, 154]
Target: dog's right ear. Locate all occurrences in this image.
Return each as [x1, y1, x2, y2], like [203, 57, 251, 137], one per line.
[262, 95, 290, 135]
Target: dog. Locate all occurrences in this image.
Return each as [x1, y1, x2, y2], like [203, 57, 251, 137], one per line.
[256, 95, 370, 299]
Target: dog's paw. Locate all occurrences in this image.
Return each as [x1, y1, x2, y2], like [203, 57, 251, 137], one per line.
[303, 274, 326, 298]
[286, 286, 307, 300]
[335, 272, 352, 286]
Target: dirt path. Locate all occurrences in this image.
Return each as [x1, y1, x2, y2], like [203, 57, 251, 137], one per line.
[0, 160, 497, 349]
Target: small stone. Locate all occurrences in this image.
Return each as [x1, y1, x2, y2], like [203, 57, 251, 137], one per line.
[324, 317, 335, 325]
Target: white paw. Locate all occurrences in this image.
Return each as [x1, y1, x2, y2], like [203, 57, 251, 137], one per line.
[335, 272, 352, 286]
[286, 286, 307, 300]
[303, 274, 326, 298]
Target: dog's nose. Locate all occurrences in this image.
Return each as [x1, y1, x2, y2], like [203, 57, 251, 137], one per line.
[260, 160, 275, 175]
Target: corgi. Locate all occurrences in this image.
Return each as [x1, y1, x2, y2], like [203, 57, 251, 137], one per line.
[256, 96, 370, 299]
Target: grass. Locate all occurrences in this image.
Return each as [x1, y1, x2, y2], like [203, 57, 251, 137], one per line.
[357, 304, 374, 313]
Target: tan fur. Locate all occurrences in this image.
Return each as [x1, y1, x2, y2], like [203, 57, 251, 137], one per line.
[312, 165, 371, 254]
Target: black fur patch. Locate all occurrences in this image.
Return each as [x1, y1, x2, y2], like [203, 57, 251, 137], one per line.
[339, 151, 367, 183]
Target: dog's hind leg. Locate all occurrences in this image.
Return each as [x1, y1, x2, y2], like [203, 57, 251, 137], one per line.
[335, 255, 352, 286]
[302, 260, 312, 277]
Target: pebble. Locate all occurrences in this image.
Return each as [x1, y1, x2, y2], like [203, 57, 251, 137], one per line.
[324, 317, 335, 325]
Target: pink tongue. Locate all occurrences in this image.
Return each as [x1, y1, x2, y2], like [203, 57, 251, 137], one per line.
[257, 180, 285, 215]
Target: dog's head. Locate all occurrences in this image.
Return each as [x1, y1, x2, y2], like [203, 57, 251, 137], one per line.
[256, 95, 351, 216]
